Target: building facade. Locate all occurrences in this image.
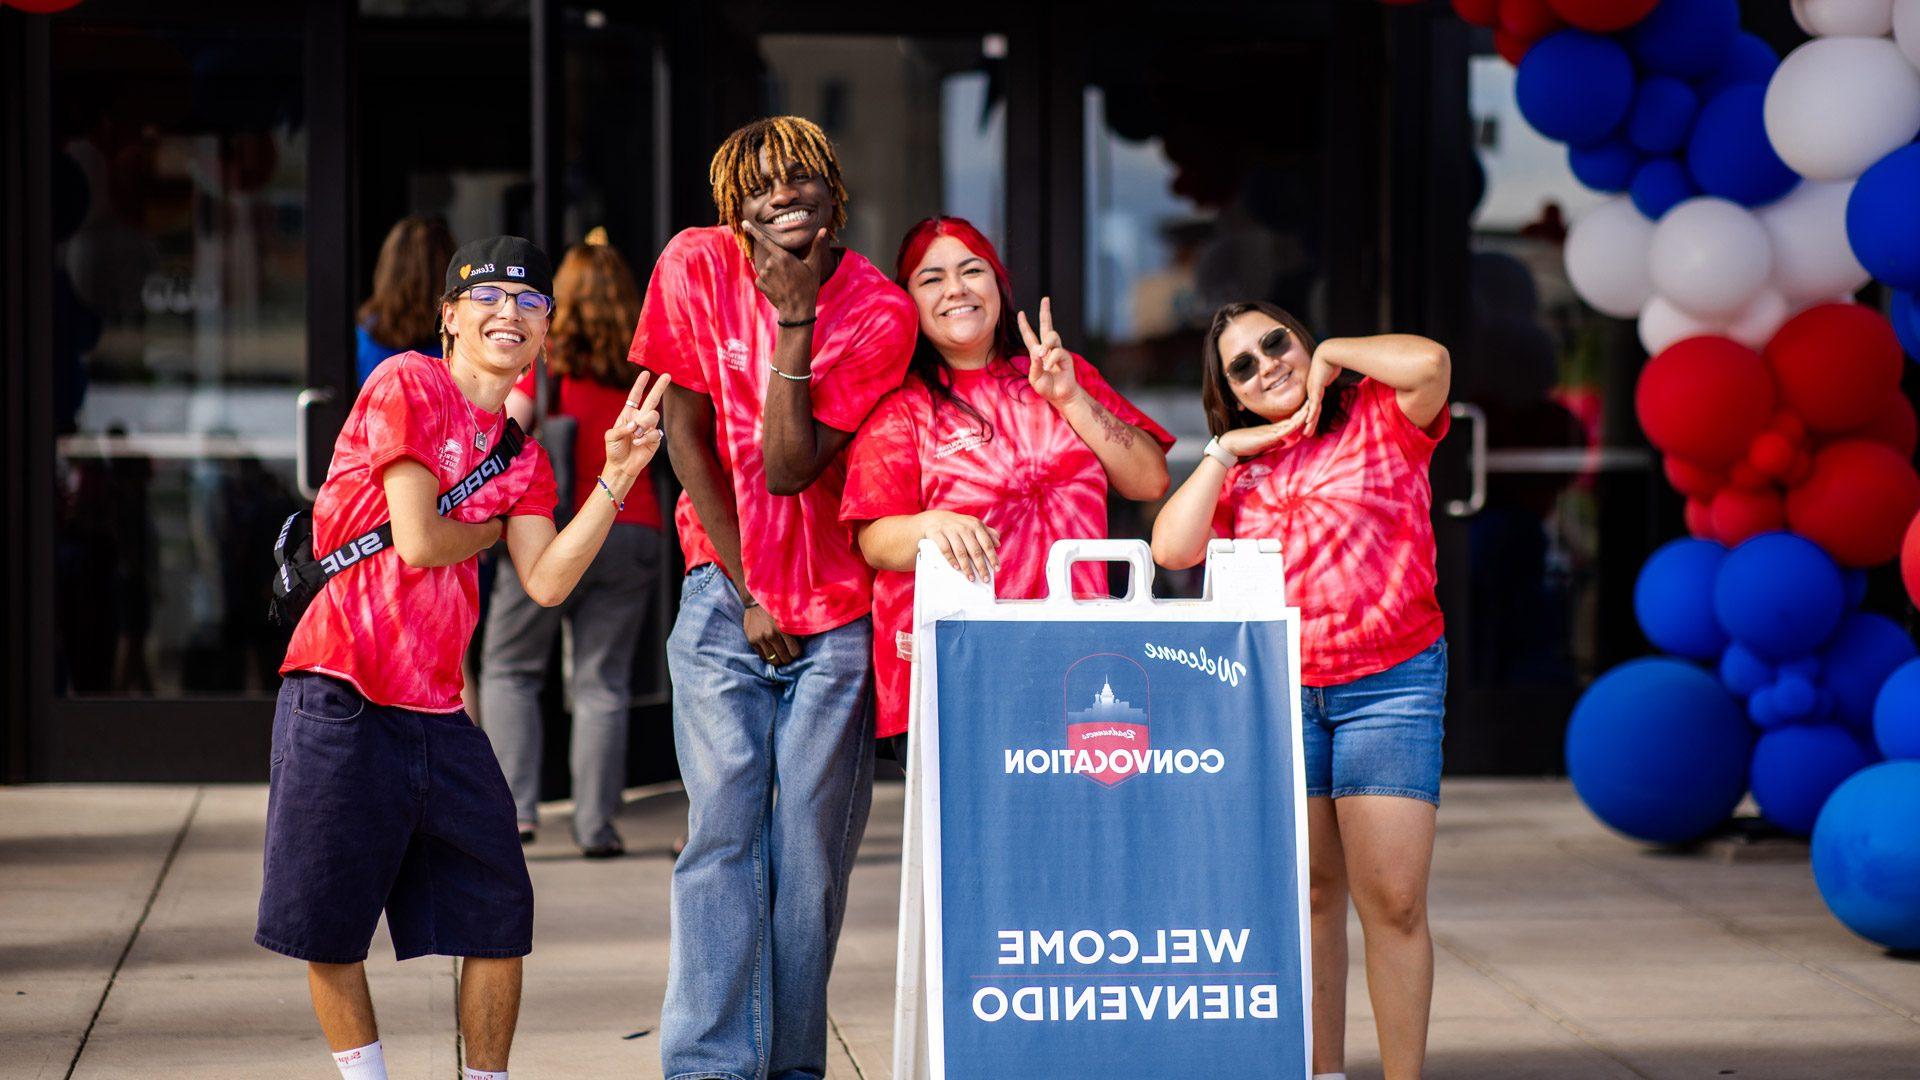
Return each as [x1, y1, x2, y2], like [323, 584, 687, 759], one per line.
[2, 0, 1691, 782]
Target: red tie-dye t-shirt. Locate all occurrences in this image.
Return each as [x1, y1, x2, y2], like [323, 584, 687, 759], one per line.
[281, 352, 558, 712]
[511, 368, 663, 528]
[628, 226, 915, 635]
[840, 356, 1175, 737]
[1212, 377, 1448, 686]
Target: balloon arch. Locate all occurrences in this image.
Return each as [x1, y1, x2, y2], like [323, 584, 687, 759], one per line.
[1381, 0, 1920, 954]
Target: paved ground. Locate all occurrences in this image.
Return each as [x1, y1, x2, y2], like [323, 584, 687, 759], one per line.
[3, 779, 1918, 1079]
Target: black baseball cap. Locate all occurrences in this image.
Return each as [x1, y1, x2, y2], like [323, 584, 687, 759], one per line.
[444, 235, 553, 297]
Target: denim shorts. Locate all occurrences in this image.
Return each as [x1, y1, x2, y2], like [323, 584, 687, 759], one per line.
[1301, 636, 1447, 805]
[255, 672, 534, 964]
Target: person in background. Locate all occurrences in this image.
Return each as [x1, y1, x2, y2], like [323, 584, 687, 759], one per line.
[1150, 300, 1451, 1080]
[356, 215, 456, 385]
[632, 115, 915, 1080]
[841, 215, 1173, 757]
[483, 234, 663, 858]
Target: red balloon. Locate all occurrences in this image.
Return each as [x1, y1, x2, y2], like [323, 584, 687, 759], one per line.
[1685, 497, 1715, 539]
[1747, 431, 1797, 479]
[1765, 304, 1905, 436]
[1494, 29, 1536, 64]
[1636, 336, 1778, 467]
[1711, 487, 1786, 546]
[1545, 0, 1659, 32]
[1786, 440, 1920, 567]
[1453, 0, 1500, 25]
[1665, 457, 1725, 498]
[0, 0, 84, 11]
[1499, 0, 1565, 37]
[1903, 512, 1920, 610]
[1851, 395, 1919, 459]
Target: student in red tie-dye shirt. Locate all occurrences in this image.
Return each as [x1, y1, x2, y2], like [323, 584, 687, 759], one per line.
[1151, 301, 1451, 1080]
[840, 216, 1174, 753]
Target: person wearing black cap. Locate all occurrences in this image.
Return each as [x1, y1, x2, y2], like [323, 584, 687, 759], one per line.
[257, 236, 671, 1080]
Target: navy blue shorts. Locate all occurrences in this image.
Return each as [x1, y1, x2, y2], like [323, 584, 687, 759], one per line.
[255, 672, 534, 964]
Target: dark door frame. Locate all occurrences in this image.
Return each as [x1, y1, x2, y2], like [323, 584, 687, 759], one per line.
[13, 1, 356, 781]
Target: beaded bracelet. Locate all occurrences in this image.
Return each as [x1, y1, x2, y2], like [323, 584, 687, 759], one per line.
[596, 475, 625, 511]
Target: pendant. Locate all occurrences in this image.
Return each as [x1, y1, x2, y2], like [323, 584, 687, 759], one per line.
[474, 431, 488, 452]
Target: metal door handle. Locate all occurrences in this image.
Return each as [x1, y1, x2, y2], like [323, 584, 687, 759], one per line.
[1446, 401, 1486, 518]
[296, 387, 337, 502]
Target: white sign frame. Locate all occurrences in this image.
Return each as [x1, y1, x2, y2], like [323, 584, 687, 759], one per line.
[892, 537, 1310, 1080]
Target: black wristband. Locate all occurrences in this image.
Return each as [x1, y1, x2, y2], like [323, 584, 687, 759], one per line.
[776, 314, 818, 329]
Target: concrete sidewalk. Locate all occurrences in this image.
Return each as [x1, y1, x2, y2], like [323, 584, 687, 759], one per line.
[3, 779, 1918, 1078]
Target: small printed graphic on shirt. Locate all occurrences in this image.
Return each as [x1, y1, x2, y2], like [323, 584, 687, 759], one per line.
[439, 438, 464, 473]
[1232, 463, 1272, 493]
[934, 426, 987, 459]
[722, 337, 751, 372]
[896, 629, 916, 661]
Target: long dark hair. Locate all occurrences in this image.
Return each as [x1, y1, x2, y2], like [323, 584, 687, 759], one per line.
[1200, 301, 1356, 437]
[894, 216, 1024, 439]
[360, 216, 456, 351]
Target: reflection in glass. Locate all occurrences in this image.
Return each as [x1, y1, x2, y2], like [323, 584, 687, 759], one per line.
[757, 35, 1006, 268]
[51, 19, 307, 696]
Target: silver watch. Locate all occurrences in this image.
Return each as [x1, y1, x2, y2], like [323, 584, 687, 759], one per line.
[1202, 436, 1239, 468]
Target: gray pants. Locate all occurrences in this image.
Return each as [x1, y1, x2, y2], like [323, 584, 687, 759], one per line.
[479, 523, 661, 849]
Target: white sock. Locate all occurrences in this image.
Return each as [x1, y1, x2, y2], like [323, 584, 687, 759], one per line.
[1313, 1074, 1347, 1080]
[333, 1040, 388, 1079]
[464, 1069, 507, 1080]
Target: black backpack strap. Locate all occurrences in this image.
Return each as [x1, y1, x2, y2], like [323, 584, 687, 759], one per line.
[311, 418, 529, 585]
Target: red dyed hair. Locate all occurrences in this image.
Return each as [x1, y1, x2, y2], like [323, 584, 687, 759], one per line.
[894, 216, 1021, 366]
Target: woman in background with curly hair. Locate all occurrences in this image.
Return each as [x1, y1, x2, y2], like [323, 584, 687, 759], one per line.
[355, 215, 456, 385]
[480, 235, 665, 858]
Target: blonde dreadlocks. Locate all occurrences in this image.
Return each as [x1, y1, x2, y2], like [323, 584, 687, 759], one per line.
[709, 116, 850, 259]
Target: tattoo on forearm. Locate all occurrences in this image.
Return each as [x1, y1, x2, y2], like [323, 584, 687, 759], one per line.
[1088, 400, 1137, 450]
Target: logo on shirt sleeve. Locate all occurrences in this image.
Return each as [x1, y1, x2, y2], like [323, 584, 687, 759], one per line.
[440, 438, 464, 473]
[722, 337, 751, 372]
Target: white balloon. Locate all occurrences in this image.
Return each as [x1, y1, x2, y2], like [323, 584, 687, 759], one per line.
[1792, 0, 1894, 37]
[1648, 198, 1775, 321]
[1638, 295, 1723, 356]
[1896, 0, 1920, 71]
[1727, 288, 1791, 349]
[1757, 179, 1872, 304]
[1565, 198, 1656, 319]
[1765, 37, 1920, 181]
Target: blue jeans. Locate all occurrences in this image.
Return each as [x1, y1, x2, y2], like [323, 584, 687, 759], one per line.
[1301, 636, 1448, 805]
[661, 563, 875, 1080]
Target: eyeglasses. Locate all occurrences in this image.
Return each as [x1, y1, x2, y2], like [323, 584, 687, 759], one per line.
[1225, 326, 1292, 384]
[462, 285, 553, 318]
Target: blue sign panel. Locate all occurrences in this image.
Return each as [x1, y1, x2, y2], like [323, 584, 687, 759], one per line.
[932, 617, 1307, 1079]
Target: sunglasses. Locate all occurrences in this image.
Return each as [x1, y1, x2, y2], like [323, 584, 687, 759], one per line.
[463, 285, 553, 319]
[1224, 325, 1293, 384]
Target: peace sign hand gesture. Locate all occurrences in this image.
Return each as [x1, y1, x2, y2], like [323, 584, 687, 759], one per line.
[744, 220, 831, 323]
[1016, 297, 1081, 407]
[603, 369, 672, 479]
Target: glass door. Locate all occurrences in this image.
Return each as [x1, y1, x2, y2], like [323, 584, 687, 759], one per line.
[33, 2, 337, 778]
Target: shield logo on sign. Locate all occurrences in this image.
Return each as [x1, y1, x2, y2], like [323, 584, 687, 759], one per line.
[1064, 654, 1151, 788]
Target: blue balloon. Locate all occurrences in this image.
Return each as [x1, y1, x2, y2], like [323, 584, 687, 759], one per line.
[1847, 145, 1920, 292]
[1630, 0, 1740, 78]
[1627, 76, 1699, 155]
[1714, 532, 1847, 661]
[1749, 685, 1787, 729]
[1823, 614, 1919, 735]
[1569, 137, 1642, 193]
[1812, 761, 1920, 951]
[1720, 640, 1775, 699]
[1891, 290, 1920, 363]
[1874, 659, 1920, 761]
[1567, 657, 1753, 845]
[1773, 672, 1819, 721]
[1693, 31, 1779, 99]
[1630, 157, 1697, 219]
[1635, 538, 1730, 659]
[1516, 31, 1637, 147]
[1687, 84, 1799, 208]
[1753, 725, 1876, 836]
